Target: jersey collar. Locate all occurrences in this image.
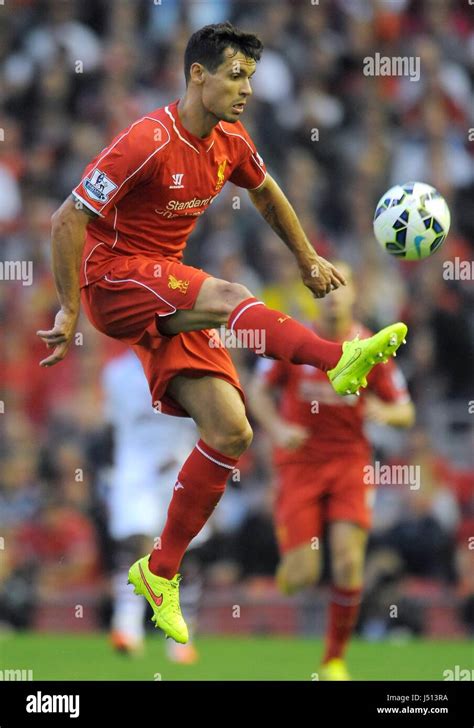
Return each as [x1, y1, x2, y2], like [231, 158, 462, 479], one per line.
[165, 99, 216, 154]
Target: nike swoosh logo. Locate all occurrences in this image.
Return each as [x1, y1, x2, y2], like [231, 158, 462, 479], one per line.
[139, 563, 163, 607]
[414, 235, 425, 257]
[332, 348, 362, 379]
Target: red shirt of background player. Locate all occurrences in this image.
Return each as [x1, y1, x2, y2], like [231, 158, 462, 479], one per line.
[260, 323, 411, 465]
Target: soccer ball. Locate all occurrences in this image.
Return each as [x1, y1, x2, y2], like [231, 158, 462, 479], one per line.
[373, 181, 451, 260]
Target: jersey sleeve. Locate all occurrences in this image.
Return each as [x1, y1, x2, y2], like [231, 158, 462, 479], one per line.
[255, 357, 289, 388]
[367, 358, 411, 404]
[228, 122, 267, 191]
[72, 117, 170, 217]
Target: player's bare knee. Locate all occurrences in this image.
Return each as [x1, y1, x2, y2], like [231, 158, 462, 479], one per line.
[333, 553, 364, 588]
[205, 420, 253, 457]
[280, 565, 316, 594]
[201, 280, 253, 321]
[279, 550, 319, 593]
[223, 282, 253, 313]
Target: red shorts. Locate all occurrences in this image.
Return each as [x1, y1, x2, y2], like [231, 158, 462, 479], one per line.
[81, 254, 244, 417]
[274, 453, 375, 554]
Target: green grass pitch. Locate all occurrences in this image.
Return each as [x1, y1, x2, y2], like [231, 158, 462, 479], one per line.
[0, 633, 472, 681]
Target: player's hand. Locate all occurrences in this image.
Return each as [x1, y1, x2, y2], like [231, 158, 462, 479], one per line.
[271, 421, 310, 450]
[363, 394, 390, 425]
[37, 308, 79, 367]
[300, 255, 346, 299]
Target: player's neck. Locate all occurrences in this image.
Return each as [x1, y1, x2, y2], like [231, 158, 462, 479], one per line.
[176, 96, 218, 140]
[320, 316, 353, 341]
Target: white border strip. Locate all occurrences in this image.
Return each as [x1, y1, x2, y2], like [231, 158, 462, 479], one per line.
[112, 205, 119, 248]
[229, 300, 264, 333]
[165, 106, 200, 154]
[218, 122, 266, 183]
[248, 171, 267, 191]
[71, 191, 104, 218]
[331, 589, 362, 606]
[84, 242, 105, 286]
[103, 275, 177, 315]
[196, 442, 235, 470]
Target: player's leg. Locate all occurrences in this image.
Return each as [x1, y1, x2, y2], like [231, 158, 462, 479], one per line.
[159, 276, 407, 395]
[85, 257, 406, 399]
[330, 521, 368, 590]
[149, 375, 250, 573]
[273, 462, 323, 595]
[160, 421, 206, 664]
[129, 376, 251, 643]
[110, 412, 205, 654]
[116, 535, 201, 660]
[159, 277, 342, 371]
[276, 543, 322, 596]
[166, 373, 252, 456]
[320, 521, 368, 680]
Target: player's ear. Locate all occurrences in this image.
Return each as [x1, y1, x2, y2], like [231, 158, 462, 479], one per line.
[189, 62, 206, 85]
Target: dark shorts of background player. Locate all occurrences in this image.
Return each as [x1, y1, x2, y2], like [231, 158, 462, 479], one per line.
[81, 253, 245, 417]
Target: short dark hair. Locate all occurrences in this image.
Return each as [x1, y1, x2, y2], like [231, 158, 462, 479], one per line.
[184, 22, 263, 85]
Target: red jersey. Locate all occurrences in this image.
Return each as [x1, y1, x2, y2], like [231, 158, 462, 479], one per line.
[258, 323, 411, 464]
[72, 98, 267, 288]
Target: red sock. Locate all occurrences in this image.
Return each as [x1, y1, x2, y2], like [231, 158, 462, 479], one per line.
[148, 439, 238, 579]
[228, 297, 341, 372]
[322, 586, 362, 663]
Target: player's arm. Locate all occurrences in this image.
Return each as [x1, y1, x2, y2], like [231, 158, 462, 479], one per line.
[364, 359, 415, 427]
[248, 174, 346, 298]
[36, 196, 96, 367]
[248, 370, 309, 450]
[37, 117, 165, 367]
[364, 395, 415, 428]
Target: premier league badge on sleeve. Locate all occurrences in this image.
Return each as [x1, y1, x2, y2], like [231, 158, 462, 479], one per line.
[84, 169, 118, 202]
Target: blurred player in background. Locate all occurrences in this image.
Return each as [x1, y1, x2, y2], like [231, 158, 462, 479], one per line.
[38, 22, 407, 644]
[103, 349, 205, 663]
[249, 263, 415, 679]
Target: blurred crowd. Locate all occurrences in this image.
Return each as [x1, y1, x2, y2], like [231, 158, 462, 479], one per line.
[0, 0, 473, 637]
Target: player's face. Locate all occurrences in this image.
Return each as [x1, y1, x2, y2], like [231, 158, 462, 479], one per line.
[320, 265, 356, 320]
[202, 48, 256, 122]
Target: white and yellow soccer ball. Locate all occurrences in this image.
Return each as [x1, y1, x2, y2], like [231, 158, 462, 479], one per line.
[373, 181, 451, 260]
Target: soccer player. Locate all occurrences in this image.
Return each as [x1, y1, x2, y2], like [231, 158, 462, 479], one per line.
[102, 349, 204, 662]
[37, 22, 407, 644]
[249, 263, 415, 679]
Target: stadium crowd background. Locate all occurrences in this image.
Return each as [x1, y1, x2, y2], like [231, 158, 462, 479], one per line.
[0, 0, 473, 638]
